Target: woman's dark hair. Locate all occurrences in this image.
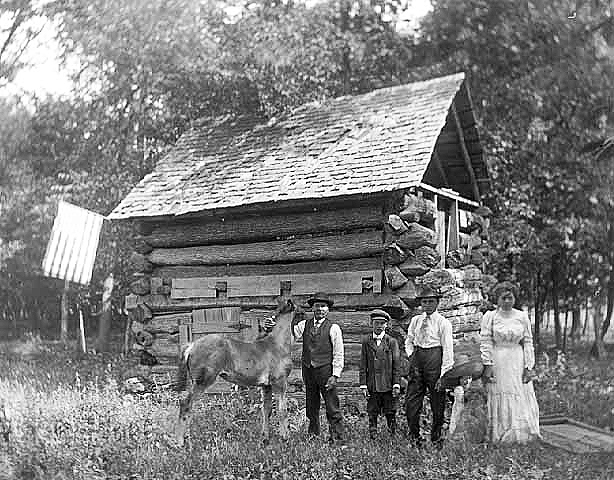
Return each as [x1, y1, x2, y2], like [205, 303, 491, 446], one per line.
[490, 281, 520, 303]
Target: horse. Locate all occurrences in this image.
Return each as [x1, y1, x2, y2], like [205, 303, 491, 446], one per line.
[173, 297, 300, 446]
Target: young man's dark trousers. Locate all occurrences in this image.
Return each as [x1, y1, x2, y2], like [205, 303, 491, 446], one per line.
[405, 346, 445, 443]
[302, 363, 344, 441]
[367, 390, 396, 436]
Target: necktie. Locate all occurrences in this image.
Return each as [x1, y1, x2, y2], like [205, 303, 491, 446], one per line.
[418, 315, 430, 346]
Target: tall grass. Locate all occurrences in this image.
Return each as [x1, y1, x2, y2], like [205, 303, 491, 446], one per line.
[0, 339, 613, 479]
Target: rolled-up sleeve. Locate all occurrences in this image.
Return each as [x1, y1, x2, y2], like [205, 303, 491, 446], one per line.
[405, 317, 417, 357]
[439, 317, 454, 377]
[329, 323, 344, 378]
[522, 312, 536, 370]
[480, 311, 494, 365]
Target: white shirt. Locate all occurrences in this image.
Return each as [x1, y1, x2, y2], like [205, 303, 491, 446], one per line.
[404, 311, 454, 378]
[293, 316, 344, 378]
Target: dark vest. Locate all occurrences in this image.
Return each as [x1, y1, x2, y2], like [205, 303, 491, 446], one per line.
[302, 317, 333, 368]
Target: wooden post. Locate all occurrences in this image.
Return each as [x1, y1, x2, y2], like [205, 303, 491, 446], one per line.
[79, 307, 86, 353]
[94, 273, 114, 352]
[60, 278, 70, 342]
[447, 199, 459, 252]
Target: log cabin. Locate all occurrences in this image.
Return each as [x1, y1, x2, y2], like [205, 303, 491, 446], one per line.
[109, 72, 492, 404]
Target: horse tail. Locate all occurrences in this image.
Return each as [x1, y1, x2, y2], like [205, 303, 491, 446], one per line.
[173, 343, 193, 392]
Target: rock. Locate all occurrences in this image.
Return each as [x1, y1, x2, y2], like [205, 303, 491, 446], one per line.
[414, 245, 441, 268]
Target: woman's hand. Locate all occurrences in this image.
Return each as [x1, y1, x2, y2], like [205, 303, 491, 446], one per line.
[522, 368, 535, 384]
[482, 365, 496, 384]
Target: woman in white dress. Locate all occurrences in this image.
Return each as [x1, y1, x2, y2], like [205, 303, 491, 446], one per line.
[480, 281, 541, 443]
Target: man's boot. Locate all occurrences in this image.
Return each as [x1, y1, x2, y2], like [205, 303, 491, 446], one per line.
[368, 416, 378, 439]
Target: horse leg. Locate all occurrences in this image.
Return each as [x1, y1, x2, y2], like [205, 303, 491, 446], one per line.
[175, 368, 216, 447]
[261, 384, 273, 444]
[276, 379, 289, 439]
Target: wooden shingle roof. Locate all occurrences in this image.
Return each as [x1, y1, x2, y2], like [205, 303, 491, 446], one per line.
[109, 72, 482, 220]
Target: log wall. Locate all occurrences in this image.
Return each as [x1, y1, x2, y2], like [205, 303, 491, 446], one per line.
[123, 194, 494, 408]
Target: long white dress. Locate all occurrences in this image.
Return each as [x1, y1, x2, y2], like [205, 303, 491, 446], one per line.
[480, 308, 541, 443]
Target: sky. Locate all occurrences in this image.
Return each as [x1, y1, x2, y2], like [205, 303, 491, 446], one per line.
[6, 0, 432, 99]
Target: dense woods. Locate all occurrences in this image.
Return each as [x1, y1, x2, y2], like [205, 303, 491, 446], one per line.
[1, 0, 614, 358]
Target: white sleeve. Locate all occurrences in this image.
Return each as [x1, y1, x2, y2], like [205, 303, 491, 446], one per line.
[480, 311, 494, 366]
[439, 317, 454, 377]
[329, 323, 344, 378]
[405, 316, 417, 357]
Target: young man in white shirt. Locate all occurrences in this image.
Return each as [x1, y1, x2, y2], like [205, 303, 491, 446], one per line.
[404, 285, 454, 447]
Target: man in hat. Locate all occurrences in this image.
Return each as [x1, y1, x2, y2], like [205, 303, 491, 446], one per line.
[404, 285, 454, 447]
[359, 309, 401, 439]
[263, 292, 345, 444]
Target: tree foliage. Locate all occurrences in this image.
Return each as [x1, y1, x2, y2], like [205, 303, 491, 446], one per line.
[1, 0, 614, 350]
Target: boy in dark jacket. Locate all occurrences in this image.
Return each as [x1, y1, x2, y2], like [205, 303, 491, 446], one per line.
[359, 309, 401, 438]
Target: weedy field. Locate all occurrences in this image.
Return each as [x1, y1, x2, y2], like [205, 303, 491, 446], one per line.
[0, 335, 613, 480]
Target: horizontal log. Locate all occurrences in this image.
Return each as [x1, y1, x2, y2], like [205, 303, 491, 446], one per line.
[152, 257, 382, 281]
[144, 204, 384, 248]
[148, 230, 383, 266]
[142, 293, 397, 312]
[145, 313, 192, 334]
[130, 277, 151, 296]
[129, 253, 153, 273]
[171, 270, 382, 298]
[240, 310, 374, 336]
[133, 236, 153, 254]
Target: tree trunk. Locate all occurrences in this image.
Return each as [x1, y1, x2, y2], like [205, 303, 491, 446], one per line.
[551, 255, 562, 350]
[60, 278, 70, 341]
[582, 297, 589, 337]
[590, 294, 607, 358]
[562, 310, 569, 352]
[600, 258, 614, 340]
[570, 307, 581, 345]
[534, 268, 542, 349]
[94, 273, 114, 352]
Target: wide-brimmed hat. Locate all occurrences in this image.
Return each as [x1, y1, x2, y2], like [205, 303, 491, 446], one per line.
[370, 309, 391, 323]
[307, 292, 334, 307]
[415, 285, 442, 300]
